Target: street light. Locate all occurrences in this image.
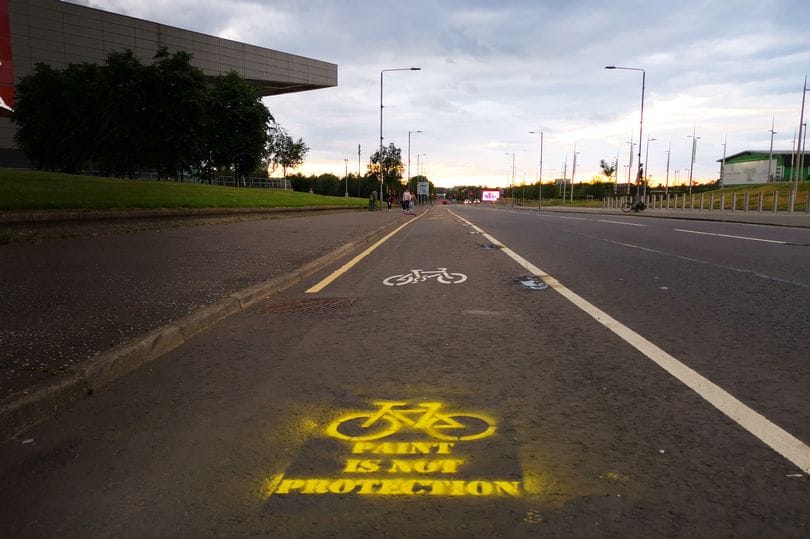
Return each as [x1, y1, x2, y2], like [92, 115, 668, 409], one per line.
[529, 130, 544, 207]
[380, 67, 421, 209]
[408, 130, 422, 198]
[643, 136, 656, 198]
[687, 128, 700, 195]
[570, 144, 580, 204]
[768, 118, 777, 182]
[606, 65, 645, 202]
[626, 137, 637, 195]
[344, 158, 349, 197]
[505, 152, 516, 206]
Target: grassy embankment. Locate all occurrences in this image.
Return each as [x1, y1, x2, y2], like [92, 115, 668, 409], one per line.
[0, 168, 366, 211]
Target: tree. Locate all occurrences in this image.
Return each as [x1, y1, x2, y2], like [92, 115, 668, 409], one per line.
[205, 71, 272, 185]
[600, 159, 616, 182]
[145, 47, 208, 180]
[12, 63, 70, 170]
[368, 143, 404, 196]
[266, 124, 309, 178]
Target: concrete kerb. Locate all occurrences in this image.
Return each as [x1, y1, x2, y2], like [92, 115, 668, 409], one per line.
[0, 216, 402, 442]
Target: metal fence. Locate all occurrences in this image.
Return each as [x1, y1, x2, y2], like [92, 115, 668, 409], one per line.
[80, 170, 291, 190]
[604, 189, 810, 214]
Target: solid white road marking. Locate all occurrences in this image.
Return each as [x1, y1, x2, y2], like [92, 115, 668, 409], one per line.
[674, 229, 788, 244]
[450, 209, 810, 474]
[598, 219, 646, 227]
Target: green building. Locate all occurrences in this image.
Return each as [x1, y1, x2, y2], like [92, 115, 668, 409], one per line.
[719, 150, 810, 185]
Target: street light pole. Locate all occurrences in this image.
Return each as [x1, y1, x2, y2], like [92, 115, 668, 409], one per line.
[344, 158, 349, 197]
[665, 140, 671, 196]
[768, 118, 776, 182]
[606, 65, 645, 202]
[643, 136, 656, 199]
[505, 152, 516, 206]
[380, 67, 420, 210]
[626, 136, 636, 195]
[529, 129, 543, 207]
[721, 134, 727, 185]
[570, 143, 579, 204]
[688, 127, 700, 195]
[408, 130, 422, 197]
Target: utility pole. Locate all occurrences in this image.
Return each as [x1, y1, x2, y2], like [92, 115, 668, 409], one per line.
[688, 127, 700, 195]
[665, 140, 671, 196]
[721, 134, 727, 185]
[768, 119, 776, 182]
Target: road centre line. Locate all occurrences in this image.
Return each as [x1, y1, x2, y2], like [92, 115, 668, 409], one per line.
[305, 213, 423, 294]
[449, 209, 810, 474]
[598, 219, 646, 227]
[674, 229, 788, 244]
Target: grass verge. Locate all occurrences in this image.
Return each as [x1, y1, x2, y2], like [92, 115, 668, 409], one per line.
[0, 168, 367, 211]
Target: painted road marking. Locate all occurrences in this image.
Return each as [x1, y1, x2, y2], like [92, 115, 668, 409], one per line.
[449, 209, 810, 474]
[559, 216, 588, 220]
[598, 219, 646, 227]
[383, 268, 467, 286]
[674, 229, 788, 244]
[306, 214, 423, 294]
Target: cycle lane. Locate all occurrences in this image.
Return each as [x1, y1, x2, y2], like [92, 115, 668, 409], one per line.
[0, 207, 807, 536]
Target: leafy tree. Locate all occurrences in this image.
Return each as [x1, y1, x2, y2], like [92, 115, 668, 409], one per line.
[266, 124, 309, 178]
[205, 71, 272, 185]
[12, 63, 70, 170]
[368, 143, 404, 196]
[145, 48, 208, 180]
[95, 49, 150, 177]
[600, 159, 616, 182]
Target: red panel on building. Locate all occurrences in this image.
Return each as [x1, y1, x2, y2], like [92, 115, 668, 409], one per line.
[0, 0, 14, 116]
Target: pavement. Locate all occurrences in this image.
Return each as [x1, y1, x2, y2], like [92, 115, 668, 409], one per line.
[1, 202, 807, 441]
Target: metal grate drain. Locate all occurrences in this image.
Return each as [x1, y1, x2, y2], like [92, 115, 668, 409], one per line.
[260, 297, 356, 314]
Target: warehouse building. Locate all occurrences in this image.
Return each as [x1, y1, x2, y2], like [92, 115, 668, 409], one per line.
[0, 0, 337, 166]
[719, 150, 810, 185]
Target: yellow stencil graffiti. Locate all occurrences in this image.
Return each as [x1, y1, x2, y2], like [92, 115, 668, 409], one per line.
[270, 476, 522, 497]
[343, 458, 465, 474]
[326, 401, 496, 442]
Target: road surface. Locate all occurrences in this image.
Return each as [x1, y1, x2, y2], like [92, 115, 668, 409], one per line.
[0, 206, 807, 537]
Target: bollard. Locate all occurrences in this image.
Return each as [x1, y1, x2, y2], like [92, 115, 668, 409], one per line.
[709, 192, 714, 211]
[773, 191, 778, 213]
[758, 192, 764, 212]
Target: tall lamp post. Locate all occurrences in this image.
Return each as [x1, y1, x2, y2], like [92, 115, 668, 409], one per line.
[408, 130, 422, 200]
[505, 152, 516, 206]
[687, 128, 700, 195]
[664, 140, 671, 196]
[570, 144, 580, 204]
[380, 67, 421, 209]
[643, 136, 656, 198]
[606, 65, 645, 202]
[768, 118, 776, 182]
[344, 158, 349, 197]
[529, 130, 543, 207]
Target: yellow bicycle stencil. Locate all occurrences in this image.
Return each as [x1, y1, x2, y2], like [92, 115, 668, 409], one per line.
[326, 401, 496, 442]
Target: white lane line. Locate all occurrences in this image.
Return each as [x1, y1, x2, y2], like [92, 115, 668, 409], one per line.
[598, 219, 646, 227]
[675, 229, 788, 244]
[449, 209, 810, 474]
[559, 216, 589, 221]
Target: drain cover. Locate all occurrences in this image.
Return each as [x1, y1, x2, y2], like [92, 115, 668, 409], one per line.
[260, 297, 356, 314]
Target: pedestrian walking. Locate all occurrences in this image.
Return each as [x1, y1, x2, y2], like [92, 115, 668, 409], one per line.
[402, 188, 412, 213]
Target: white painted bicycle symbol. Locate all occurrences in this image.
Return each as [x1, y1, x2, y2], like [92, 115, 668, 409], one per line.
[383, 268, 467, 286]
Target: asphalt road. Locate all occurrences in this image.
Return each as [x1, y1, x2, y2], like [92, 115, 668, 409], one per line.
[0, 206, 807, 537]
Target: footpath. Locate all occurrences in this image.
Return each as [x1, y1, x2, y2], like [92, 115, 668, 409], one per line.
[1, 203, 807, 441]
[0, 207, 411, 440]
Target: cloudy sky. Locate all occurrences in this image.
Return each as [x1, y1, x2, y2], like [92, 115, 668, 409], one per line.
[75, 0, 810, 188]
